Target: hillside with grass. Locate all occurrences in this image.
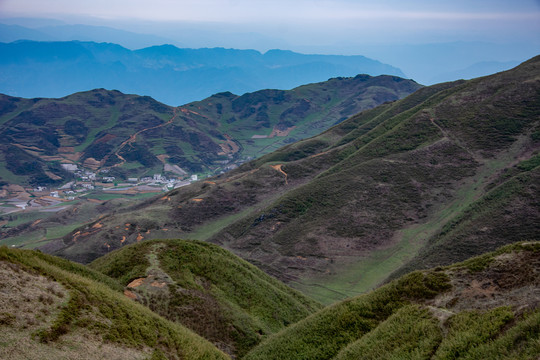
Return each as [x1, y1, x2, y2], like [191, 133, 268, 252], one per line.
[0, 245, 229, 360]
[0, 74, 420, 187]
[244, 242, 540, 360]
[47, 56, 540, 304]
[89, 239, 322, 358]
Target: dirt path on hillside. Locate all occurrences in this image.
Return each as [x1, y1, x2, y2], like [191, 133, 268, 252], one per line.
[271, 164, 288, 184]
[430, 117, 482, 163]
[101, 108, 178, 169]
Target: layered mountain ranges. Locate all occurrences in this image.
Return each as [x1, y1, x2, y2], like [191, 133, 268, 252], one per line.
[36, 55, 540, 304]
[0, 74, 420, 187]
[0, 40, 405, 105]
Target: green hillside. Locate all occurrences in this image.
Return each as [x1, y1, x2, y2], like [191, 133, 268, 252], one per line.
[244, 242, 540, 360]
[89, 239, 322, 358]
[0, 75, 420, 186]
[47, 56, 540, 304]
[0, 245, 229, 360]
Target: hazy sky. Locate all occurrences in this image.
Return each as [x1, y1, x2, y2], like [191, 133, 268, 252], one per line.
[2, 0, 540, 46]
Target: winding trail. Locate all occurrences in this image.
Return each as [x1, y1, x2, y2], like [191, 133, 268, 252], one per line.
[101, 108, 179, 169]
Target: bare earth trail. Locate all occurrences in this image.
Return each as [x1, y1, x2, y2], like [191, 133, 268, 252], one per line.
[101, 108, 179, 169]
[270, 164, 288, 184]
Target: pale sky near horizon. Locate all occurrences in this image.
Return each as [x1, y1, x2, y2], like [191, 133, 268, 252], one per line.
[2, 0, 540, 46]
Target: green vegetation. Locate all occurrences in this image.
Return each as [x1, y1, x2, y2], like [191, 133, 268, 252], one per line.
[245, 242, 540, 359]
[0, 245, 229, 359]
[90, 239, 322, 358]
[40, 56, 540, 307]
[244, 271, 450, 360]
[0, 76, 420, 185]
[433, 307, 514, 359]
[334, 305, 442, 360]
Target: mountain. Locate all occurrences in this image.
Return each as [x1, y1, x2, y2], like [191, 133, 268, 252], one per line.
[2, 236, 539, 359]
[0, 40, 406, 105]
[244, 242, 540, 359]
[0, 245, 229, 360]
[43, 55, 540, 304]
[0, 23, 54, 43]
[89, 239, 321, 357]
[0, 238, 320, 359]
[0, 75, 420, 187]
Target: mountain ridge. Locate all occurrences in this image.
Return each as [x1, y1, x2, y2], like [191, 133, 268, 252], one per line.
[0, 40, 406, 105]
[42, 55, 539, 304]
[0, 74, 420, 192]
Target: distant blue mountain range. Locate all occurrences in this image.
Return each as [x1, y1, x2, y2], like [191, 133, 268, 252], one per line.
[0, 40, 404, 105]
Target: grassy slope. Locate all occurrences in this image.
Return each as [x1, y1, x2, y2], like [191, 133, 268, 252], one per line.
[42, 56, 540, 305]
[0, 246, 229, 360]
[244, 242, 540, 360]
[89, 239, 322, 358]
[209, 55, 540, 302]
[0, 75, 420, 185]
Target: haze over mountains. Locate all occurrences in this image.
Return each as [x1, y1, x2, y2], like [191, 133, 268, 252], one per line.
[0, 39, 404, 105]
[1, 18, 538, 86]
[0, 27, 539, 360]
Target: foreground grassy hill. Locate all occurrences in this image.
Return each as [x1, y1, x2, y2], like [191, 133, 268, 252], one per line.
[0, 74, 419, 186]
[244, 242, 540, 359]
[89, 239, 322, 357]
[0, 245, 229, 360]
[48, 56, 540, 304]
[4, 241, 537, 359]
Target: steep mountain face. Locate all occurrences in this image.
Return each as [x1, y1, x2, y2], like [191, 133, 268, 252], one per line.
[46, 56, 540, 303]
[244, 242, 540, 359]
[0, 246, 229, 360]
[0, 41, 405, 105]
[0, 75, 420, 187]
[89, 239, 321, 358]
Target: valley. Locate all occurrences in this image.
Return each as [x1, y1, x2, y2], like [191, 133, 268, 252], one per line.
[0, 53, 538, 360]
[1, 3, 539, 360]
[0, 74, 420, 251]
[31, 55, 539, 305]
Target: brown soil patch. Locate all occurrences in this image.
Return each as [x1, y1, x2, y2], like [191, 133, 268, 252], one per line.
[62, 152, 81, 161]
[270, 125, 296, 137]
[103, 189, 139, 195]
[127, 278, 145, 288]
[136, 233, 144, 242]
[83, 157, 101, 170]
[87, 198, 104, 204]
[191, 198, 204, 202]
[270, 164, 288, 184]
[150, 281, 167, 288]
[218, 135, 240, 155]
[58, 147, 75, 153]
[92, 222, 103, 229]
[123, 290, 137, 299]
[95, 133, 117, 144]
[429, 249, 540, 313]
[157, 154, 169, 163]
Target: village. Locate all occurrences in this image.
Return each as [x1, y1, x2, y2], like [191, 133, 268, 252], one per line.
[0, 163, 200, 215]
